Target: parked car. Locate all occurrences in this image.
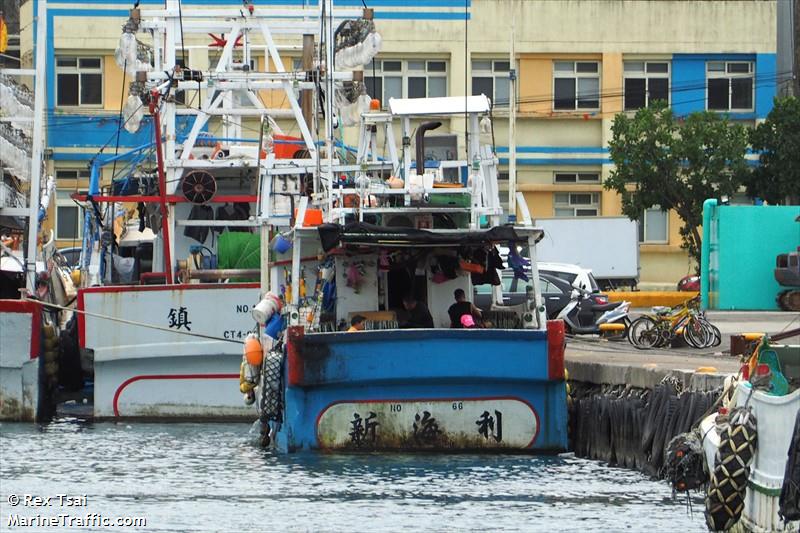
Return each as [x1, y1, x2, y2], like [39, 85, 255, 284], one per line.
[475, 272, 601, 319]
[497, 249, 602, 293]
[537, 262, 600, 293]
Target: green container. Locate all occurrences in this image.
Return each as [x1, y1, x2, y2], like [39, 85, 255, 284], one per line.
[702, 202, 800, 310]
[427, 193, 470, 208]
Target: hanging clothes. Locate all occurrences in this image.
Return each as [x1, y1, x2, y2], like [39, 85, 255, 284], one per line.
[184, 204, 215, 244]
[470, 246, 503, 286]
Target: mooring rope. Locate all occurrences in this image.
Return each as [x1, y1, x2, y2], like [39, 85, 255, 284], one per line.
[28, 299, 245, 345]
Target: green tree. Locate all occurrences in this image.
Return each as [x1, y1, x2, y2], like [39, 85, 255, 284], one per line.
[605, 102, 748, 266]
[747, 96, 800, 205]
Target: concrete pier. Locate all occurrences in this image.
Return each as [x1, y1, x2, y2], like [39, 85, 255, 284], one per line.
[565, 311, 799, 390]
[565, 310, 798, 477]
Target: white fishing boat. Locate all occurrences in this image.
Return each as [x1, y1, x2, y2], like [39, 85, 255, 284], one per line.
[1, 0, 52, 422]
[699, 338, 800, 532]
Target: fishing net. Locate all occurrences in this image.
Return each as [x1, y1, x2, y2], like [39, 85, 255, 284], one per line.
[217, 232, 260, 270]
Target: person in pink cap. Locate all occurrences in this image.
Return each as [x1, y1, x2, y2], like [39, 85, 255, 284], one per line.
[448, 288, 482, 328]
[460, 314, 477, 328]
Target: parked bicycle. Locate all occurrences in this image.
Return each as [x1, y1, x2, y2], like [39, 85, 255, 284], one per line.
[628, 296, 721, 349]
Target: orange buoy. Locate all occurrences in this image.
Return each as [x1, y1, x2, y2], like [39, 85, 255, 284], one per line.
[244, 335, 263, 366]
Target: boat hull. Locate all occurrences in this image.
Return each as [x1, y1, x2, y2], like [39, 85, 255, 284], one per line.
[701, 382, 800, 533]
[0, 300, 43, 421]
[273, 329, 568, 453]
[79, 284, 260, 419]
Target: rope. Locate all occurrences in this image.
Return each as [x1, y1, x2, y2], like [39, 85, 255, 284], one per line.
[28, 298, 245, 345]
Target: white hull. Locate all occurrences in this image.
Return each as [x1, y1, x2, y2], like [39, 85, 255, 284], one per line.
[701, 382, 800, 533]
[0, 301, 42, 421]
[79, 284, 261, 418]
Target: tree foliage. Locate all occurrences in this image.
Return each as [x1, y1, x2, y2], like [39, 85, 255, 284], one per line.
[746, 96, 800, 205]
[605, 102, 749, 266]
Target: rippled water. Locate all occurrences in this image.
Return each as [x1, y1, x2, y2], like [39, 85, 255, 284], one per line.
[0, 420, 706, 532]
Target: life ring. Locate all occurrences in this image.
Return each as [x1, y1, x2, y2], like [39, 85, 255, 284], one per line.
[705, 407, 758, 531]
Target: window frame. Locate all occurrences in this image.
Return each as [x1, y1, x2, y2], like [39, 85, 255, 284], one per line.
[553, 191, 601, 217]
[623, 60, 670, 110]
[55, 188, 87, 241]
[471, 58, 512, 107]
[552, 60, 601, 111]
[553, 172, 600, 184]
[55, 56, 104, 108]
[364, 58, 448, 107]
[706, 61, 754, 112]
[638, 206, 669, 244]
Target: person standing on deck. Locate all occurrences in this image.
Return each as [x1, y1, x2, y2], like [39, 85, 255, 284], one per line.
[348, 315, 366, 332]
[400, 294, 434, 329]
[447, 288, 482, 328]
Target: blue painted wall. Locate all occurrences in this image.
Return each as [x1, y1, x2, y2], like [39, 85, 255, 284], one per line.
[47, 115, 196, 149]
[755, 53, 777, 119]
[672, 53, 777, 119]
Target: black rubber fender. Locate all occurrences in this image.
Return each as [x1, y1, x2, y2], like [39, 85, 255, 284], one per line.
[705, 407, 758, 532]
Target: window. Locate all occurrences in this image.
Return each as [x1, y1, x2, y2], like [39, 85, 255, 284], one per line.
[707, 61, 753, 111]
[638, 206, 668, 243]
[539, 278, 565, 294]
[624, 61, 669, 110]
[471, 59, 510, 106]
[55, 169, 91, 181]
[553, 172, 600, 184]
[56, 57, 103, 107]
[365, 59, 447, 105]
[209, 51, 258, 72]
[553, 192, 600, 217]
[56, 190, 85, 240]
[553, 61, 600, 110]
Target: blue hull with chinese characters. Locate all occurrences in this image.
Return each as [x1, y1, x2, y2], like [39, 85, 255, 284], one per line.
[272, 328, 568, 453]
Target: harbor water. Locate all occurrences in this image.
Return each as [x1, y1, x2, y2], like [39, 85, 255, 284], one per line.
[1, 419, 706, 532]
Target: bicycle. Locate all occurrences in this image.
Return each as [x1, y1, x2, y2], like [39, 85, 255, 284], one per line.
[628, 296, 720, 350]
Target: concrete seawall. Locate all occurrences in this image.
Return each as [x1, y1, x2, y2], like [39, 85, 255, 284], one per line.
[563, 310, 798, 478]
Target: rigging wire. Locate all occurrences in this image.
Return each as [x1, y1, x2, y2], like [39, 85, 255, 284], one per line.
[32, 299, 245, 344]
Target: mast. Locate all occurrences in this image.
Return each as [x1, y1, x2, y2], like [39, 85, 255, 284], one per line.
[24, 0, 47, 291]
[507, 0, 517, 223]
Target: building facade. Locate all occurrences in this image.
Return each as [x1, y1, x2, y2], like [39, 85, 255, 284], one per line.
[18, 0, 778, 287]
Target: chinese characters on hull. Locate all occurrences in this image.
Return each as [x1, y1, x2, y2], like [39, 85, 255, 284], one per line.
[412, 411, 442, 444]
[349, 412, 379, 446]
[476, 410, 503, 442]
[168, 307, 192, 331]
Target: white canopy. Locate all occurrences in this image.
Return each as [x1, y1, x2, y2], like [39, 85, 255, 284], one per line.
[389, 95, 491, 116]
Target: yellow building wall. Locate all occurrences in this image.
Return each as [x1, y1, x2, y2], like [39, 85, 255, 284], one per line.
[258, 55, 293, 110]
[518, 53, 602, 117]
[601, 53, 622, 116]
[521, 191, 553, 219]
[103, 56, 128, 111]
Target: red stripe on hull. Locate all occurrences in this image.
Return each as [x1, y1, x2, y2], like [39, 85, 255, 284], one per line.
[112, 373, 239, 417]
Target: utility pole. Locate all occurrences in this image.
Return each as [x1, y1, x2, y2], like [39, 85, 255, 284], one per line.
[795, 0, 799, 96]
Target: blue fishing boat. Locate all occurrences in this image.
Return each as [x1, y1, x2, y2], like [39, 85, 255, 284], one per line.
[247, 95, 569, 453]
